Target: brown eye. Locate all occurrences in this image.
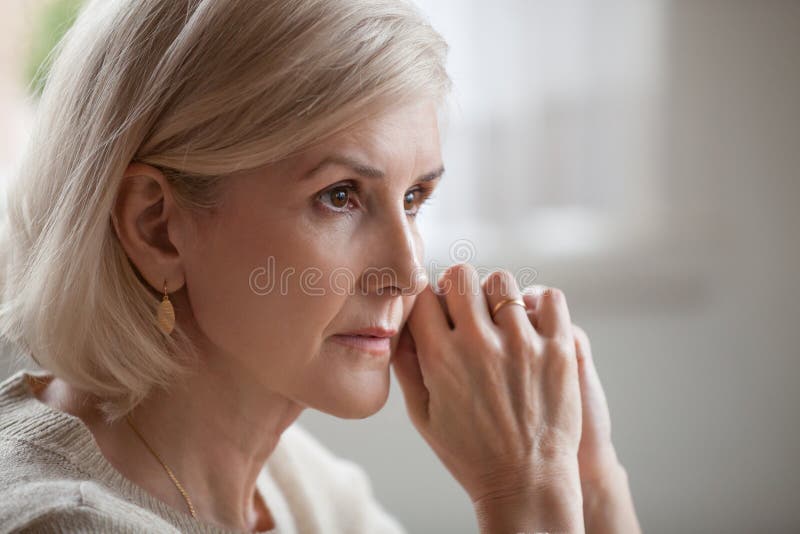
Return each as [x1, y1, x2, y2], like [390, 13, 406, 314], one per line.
[330, 186, 350, 208]
[317, 183, 358, 213]
[403, 182, 437, 218]
[404, 191, 416, 211]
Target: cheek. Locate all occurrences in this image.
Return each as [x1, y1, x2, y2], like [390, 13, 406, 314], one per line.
[181, 213, 358, 375]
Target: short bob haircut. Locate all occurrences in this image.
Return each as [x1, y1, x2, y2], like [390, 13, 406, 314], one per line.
[0, 0, 451, 422]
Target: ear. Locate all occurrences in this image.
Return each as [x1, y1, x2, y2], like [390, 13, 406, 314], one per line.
[111, 162, 187, 294]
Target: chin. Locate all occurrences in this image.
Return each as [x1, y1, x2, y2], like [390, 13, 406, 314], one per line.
[314, 370, 392, 419]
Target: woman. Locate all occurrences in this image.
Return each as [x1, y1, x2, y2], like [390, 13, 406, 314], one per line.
[0, 0, 641, 532]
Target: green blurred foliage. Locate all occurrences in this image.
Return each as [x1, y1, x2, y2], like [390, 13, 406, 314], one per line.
[25, 0, 85, 97]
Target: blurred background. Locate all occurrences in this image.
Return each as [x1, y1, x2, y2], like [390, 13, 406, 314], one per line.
[1, 1, 798, 532]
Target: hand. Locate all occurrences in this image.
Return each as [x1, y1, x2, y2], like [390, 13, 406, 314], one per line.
[520, 286, 620, 489]
[522, 286, 642, 534]
[391, 264, 584, 532]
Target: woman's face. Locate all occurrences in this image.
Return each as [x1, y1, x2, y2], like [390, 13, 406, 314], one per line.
[178, 99, 444, 418]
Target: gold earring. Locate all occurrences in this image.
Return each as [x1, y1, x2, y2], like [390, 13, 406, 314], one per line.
[157, 279, 175, 335]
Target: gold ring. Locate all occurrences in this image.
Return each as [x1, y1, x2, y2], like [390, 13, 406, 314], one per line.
[490, 297, 527, 320]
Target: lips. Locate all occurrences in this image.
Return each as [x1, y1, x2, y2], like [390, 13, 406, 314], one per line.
[336, 326, 398, 338]
[330, 326, 398, 356]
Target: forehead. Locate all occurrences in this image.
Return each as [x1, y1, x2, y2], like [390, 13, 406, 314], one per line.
[295, 100, 442, 173]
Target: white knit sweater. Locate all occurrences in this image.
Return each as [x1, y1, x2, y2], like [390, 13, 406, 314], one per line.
[0, 369, 408, 534]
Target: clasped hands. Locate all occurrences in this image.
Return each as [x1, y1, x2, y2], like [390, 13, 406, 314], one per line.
[391, 264, 642, 534]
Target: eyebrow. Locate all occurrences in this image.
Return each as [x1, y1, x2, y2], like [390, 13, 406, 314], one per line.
[303, 154, 445, 183]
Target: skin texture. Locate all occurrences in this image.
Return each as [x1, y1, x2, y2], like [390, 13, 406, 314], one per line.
[32, 98, 640, 533]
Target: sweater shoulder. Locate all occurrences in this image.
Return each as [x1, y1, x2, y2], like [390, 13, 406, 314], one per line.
[0, 421, 90, 492]
[0, 478, 179, 533]
[0, 370, 178, 532]
[0, 475, 83, 529]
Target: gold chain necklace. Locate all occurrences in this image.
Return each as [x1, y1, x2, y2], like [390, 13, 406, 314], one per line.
[125, 413, 197, 519]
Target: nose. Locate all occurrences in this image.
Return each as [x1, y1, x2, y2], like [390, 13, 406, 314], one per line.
[360, 210, 427, 298]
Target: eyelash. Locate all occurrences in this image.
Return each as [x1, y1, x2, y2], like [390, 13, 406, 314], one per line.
[315, 180, 438, 218]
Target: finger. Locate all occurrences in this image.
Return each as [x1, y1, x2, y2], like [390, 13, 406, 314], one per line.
[520, 286, 544, 331]
[481, 270, 532, 339]
[435, 291, 455, 329]
[573, 324, 616, 464]
[407, 282, 451, 351]
[535, 286, 573, 340]
[520, 285, 545, 310]
[573, 324, 609, 410]
[437, 263, 492, 331]
[391, 323, 429, 427]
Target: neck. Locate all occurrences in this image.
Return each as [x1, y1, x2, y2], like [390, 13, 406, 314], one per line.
[38, 357, 306, 532]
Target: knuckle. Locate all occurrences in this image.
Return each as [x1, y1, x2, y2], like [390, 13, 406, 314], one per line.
[544, 286, 565, 303]
[524, 284, 548, 303]
[541, 286, 567, 306]
[455, 262, 477, 278]
[439, 263, 475, 294]
[543, 336, 575, 364]
[484, 269, 517, 297]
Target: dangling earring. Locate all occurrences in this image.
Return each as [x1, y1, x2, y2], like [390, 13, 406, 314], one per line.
[157, 279, 175, 335]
